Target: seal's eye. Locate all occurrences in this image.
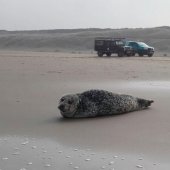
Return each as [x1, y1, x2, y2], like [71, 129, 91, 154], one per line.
[60, 98, 65, 102]
[68, 100, 73, 104]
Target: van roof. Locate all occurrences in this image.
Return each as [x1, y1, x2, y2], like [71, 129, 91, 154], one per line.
[95, 37, 125, 40]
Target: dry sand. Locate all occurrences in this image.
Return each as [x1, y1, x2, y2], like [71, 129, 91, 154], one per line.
[0, 50, 170, 169]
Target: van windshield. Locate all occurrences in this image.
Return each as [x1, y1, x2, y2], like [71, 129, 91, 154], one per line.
[138, 42, 149, 47]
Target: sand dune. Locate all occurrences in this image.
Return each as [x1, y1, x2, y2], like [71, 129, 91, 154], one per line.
[0, 26, 170, 52]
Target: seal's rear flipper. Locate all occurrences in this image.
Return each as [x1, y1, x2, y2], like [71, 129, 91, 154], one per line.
[148, 100, 154, 106]
[137, 98, 154, 108]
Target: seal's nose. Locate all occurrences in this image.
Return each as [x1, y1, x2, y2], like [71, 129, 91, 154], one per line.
[58, 104, 65, 111]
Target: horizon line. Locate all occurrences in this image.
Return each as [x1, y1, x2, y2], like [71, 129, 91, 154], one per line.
[1, 26, 170, 32]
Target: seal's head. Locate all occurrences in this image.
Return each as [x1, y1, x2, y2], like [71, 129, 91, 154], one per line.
[58, 94, 80, 118]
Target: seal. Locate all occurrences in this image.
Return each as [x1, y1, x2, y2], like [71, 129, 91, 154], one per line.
[58, 89, 154, 118]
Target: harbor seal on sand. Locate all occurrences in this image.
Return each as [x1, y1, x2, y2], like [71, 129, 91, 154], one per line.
[58, 89, 154, 118]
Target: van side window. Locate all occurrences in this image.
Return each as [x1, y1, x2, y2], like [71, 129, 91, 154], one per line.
[111, 41, 116, 46]
[96, 40, 103, 46]
[115, 41, 124, 45]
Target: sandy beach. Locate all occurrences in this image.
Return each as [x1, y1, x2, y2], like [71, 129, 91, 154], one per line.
[0, 50, 170, 170]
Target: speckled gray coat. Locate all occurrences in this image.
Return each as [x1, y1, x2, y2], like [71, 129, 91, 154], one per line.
[58, 89, 154, 118]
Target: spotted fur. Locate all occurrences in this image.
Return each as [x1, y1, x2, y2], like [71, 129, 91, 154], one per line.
[58, 89, 154, 118]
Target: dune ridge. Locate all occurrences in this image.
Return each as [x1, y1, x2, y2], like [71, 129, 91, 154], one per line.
[0, 26, 170, 52]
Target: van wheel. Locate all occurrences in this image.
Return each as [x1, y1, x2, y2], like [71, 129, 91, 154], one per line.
[118, 52, 124, 57]
[106, 52, 111, 57]
[97, 51, 103, 57]
[138, 53, 143, 56]
[132, 52, 135, 56]
[148, 54, 153, 57]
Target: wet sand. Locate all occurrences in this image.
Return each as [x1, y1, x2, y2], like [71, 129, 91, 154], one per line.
[0, 50, 170, 169]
